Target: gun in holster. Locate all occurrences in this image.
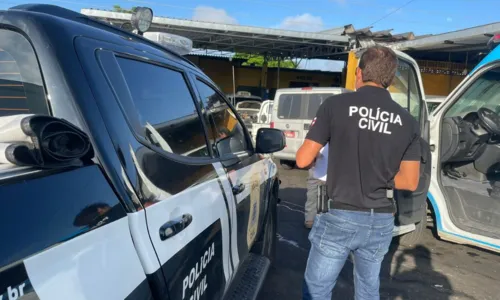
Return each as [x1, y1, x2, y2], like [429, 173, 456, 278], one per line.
[316, 182, 332, 214]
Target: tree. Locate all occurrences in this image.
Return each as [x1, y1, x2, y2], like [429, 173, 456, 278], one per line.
[233, 53, 300, 69]
[112, 5, 136, 13]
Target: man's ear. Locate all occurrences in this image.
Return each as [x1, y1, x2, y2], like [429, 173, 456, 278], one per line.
[355, 67, 363, 89]
[356, 67, 362, 81]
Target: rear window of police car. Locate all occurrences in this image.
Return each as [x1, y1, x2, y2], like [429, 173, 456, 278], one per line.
[0, 29, 48, 117]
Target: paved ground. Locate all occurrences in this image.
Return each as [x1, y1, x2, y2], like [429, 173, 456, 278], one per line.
[259, 166, 500, 300]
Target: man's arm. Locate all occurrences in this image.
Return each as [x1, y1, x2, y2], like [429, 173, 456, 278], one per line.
[296, 140, 323, 169]
[394, 161, 420, 191]
[296, 102, 331, 169]
[394, 132, 421, 191]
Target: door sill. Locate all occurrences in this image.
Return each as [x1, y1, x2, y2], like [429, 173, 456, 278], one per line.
[223, 253, 270, 300]
[393, 224, 416, 237]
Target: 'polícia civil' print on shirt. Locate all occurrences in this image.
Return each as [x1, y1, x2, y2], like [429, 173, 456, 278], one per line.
[349, 106, 402, 135]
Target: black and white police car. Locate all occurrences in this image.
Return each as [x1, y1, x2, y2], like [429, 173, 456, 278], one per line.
[0, 4, 285, 300]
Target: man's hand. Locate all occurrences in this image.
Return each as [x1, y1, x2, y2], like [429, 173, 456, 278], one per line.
[394, 160, 420, 191]
[296, 139, 324, 169]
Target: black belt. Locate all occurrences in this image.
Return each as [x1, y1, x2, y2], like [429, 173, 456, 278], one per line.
[316, 185, 395, 214]
[331, 202, 395, 214]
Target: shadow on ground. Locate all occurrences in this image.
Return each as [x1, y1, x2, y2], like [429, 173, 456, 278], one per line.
[259, 184, 477, 300]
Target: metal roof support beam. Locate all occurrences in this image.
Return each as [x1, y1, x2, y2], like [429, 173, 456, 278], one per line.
[82, 9, 349, 42]
[197, 40, 290, 54]
[81, 8, 350, 59]
[157, 26, 342, 47]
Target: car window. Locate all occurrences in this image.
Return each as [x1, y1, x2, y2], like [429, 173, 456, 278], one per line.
[194, 80, 249, 156]
[237, 102, 261, 109]
[116, 57, 210, 157]
[445, 67, 500, 117]
[277, 93, 333, 120]
[389, 59, 421, 120]
[0, 29, 48, 117]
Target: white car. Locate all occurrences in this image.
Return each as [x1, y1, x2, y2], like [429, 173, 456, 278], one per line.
[270, 87, 353, 169]
[235, 100, 262, 123]
[426, 39, 500, 253]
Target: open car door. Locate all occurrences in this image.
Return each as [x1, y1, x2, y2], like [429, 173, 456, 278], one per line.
[346, 49, 432, 243]
[427, 53, 500, 253]
[389, 51, 432, 243]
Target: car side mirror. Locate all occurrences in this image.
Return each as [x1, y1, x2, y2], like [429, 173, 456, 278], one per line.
[261, 115, 267, 123]
[255, 128, 285, 154]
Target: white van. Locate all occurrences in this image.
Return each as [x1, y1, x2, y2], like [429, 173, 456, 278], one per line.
[271, 87, 353, 169]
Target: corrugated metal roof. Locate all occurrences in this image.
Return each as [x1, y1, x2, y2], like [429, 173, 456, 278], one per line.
[81, 8, 350, 58]
[388, 22, 500, 52]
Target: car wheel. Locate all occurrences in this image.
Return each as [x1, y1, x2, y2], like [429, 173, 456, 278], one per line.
[399, 202, 427, 247]
[280, 160, 294, 170]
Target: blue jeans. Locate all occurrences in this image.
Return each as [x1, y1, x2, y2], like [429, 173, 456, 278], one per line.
[303, 209, 394, 300]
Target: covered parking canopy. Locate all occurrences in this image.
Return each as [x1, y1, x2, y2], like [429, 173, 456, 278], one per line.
[387, 22, 500, 65]
[81, 8, 350, 59]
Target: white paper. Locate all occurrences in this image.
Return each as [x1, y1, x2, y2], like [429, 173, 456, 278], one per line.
[312, 143, 329, 181]
[0, 114, 34, 143]
[0, 142, 15, 165]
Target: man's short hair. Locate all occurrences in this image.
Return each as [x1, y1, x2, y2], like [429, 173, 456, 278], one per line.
[359, 46, 398, 88]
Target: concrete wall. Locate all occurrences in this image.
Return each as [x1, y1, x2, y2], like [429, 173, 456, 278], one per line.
[416, 59, 470, 97]
[420, 73, 465, 96]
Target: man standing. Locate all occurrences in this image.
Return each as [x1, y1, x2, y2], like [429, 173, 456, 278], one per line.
[297, 46, 422, 300]
[304, 143, 328, 229]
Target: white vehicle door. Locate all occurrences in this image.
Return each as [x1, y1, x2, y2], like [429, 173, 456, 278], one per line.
[384, 51, 433, 236]
[428, 60, 500, 252]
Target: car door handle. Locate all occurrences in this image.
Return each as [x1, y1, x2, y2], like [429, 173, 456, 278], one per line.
[159, 214, 193, 241]
[232, 183, 245, 195]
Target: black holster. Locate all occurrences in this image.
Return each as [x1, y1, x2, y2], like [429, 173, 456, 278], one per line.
[317, 183, 331, 214]
[387, 188, 397, 215]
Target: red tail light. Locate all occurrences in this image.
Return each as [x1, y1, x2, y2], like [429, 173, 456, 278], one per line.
[270, 122, 274, 128]
[301, 87, 313, 90]
[284, 131, 296, 138]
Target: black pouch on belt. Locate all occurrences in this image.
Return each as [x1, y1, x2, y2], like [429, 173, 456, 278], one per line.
[387, 179, 397, 215]
[316, 182, 330, 214]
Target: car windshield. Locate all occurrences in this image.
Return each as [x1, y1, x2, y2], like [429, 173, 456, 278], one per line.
[235, 97, 260, 104]
[277, 93, 334, 120]
[445, 68, 500, 117]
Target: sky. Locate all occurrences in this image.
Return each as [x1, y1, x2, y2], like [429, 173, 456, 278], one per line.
[1, 0, 497, 71]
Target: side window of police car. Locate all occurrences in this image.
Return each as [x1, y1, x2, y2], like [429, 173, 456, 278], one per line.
[389, 59, 421, 121]
[117, 57, 210, 157]
[0, 29, 48, 117]
[194, 80, 249, 157]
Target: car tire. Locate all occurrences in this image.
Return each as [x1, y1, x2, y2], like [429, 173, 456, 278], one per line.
[280, 160, 294, 170]
[399, 202, 427, 247]
[252, 183, 278, 263]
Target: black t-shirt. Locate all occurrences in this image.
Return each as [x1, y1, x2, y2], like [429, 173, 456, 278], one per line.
[306, 85, 421, 212]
